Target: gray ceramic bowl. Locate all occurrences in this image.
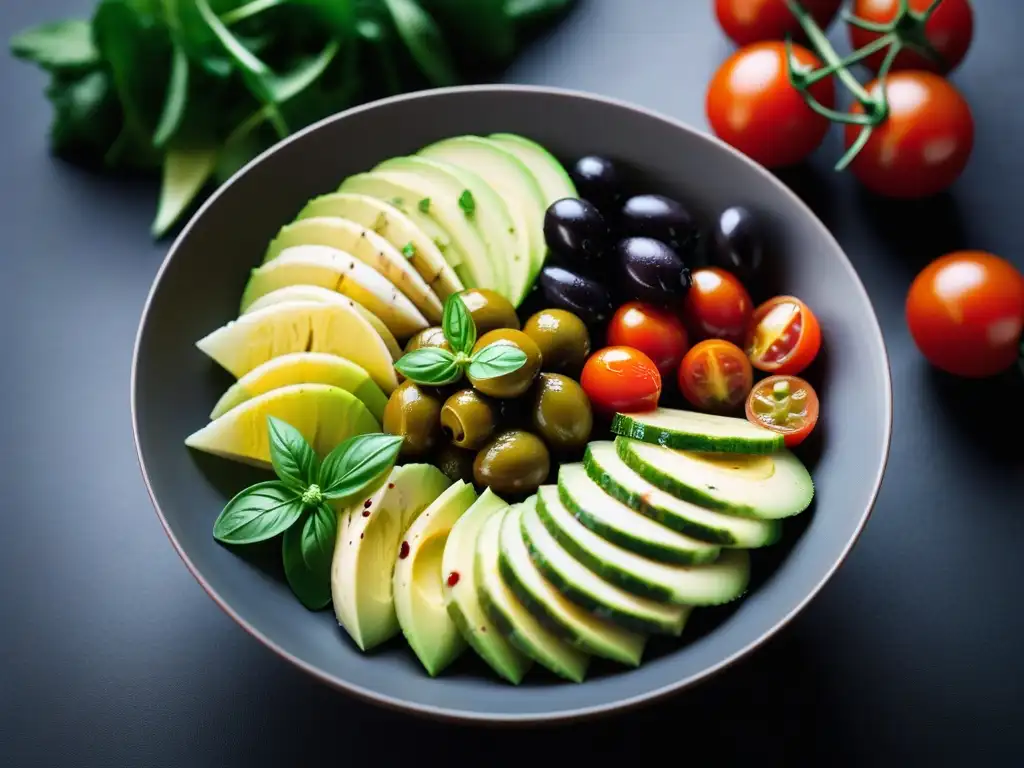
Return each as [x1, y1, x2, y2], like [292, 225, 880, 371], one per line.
[132, 85, 892, 724]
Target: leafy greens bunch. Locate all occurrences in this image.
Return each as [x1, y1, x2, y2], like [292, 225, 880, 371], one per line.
[10, 0, 578, 238]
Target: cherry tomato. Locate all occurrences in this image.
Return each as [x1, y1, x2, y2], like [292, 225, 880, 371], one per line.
[845, 72, 973, 199]
[746, 296, 821, 376]
[607, 302, 690, 375]
[682, 267, 753, 346]
[706, 41, 835, 168]
[677, 339, 753, 414]
[906, 251, 1024, 378]
[745, 375, 820, 447]
[716, 0, 843, 46]
[847, 0, 973, 74]
[581, 346, 662, 414]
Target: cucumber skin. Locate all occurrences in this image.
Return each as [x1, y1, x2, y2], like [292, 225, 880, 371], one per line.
[610, 412, 784, 454]
[556, 480, 721, 566]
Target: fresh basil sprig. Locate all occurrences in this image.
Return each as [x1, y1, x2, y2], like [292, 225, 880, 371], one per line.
[212, 416, 403, 610]
[394, 293, 527, 386]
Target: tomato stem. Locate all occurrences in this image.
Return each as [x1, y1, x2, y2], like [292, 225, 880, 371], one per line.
[786, 0, 874, 104]
[802, 34, 894, 86]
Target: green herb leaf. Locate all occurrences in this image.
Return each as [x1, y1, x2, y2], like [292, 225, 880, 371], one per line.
[458, 189, 475, 216]
[442, 293, 476, 356]
[317, 433, 404, 500]
[152, 146, 218, 238]
[402, 242, 416, 259]
[10, 19, 100, 72]
[152, 42, 190, 147]
[282, 508, 333, 610]
[506, 0, 578, 25]
[418, 197, 431, 212]
[213, 480, 304, 544]
[382, 0, 460, 87]
[267, 415, 319, 491]
[417, 0, 515, 64]
[394, 347, 463, 385]
[467, 343, 527, 380]
[301, 503, 337, 572]
[43, 69, 123, 166]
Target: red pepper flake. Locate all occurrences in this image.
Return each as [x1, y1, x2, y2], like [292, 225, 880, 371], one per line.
[360, 533, 364, 539]
[399, 541, 410, 559]
[480, 626, 487, 633]
[447, 571, 460, 587]
[363, 499, 372, 508]
[388, 482, 395, 489]
[362, 510, 371, 517]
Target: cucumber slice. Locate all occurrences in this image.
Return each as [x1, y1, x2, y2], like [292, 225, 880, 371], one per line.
[584, 442, 782, 548]
[616, 437, 815, 520]
[476, 507, 589, 683]
[498, 501, 645, 667]
[611, 408, 784, 454]
[557, 463, 720, 565]
[522, 495, 689, 636]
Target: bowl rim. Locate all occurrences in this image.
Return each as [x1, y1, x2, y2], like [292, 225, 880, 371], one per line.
[130, 83, 893, 726]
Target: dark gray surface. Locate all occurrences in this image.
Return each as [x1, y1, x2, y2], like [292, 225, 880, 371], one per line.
[2, 0, 1022, 765]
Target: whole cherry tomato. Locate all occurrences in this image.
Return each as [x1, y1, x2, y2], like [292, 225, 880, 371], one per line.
[706, 41, 835, 168]
[678, 340, 754, 414]
[607, 302, 690, 375]
[845, 72, 974, 199]
[581, 346, 663, 414]
[682, 267, 753, 346]
[746, 295, 822, 376]
[847, 0, 974, 74]
[746, 375, 820, 447]
[906, 251, 1024, 378]
[716, 0, 843, 46]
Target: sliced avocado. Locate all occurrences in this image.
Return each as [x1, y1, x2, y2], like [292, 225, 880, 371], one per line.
[616, 437, 814, 520]
[557, 463, 721, 565]
[418, 136, 547, 304]
[537, 486, 749, 606]
[611, 408, 784, 454]
[498, 500, 645, 667]
[393, 480, 477, 676]
[331, 465, 451, 651]
[441, 488, 532, 684]
[488, 133, 578, 206]
[585, 442, 782, 546]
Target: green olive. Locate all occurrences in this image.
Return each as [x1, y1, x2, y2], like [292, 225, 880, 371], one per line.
[473, 430, 551, 495]
[382, 381, 442, 457]
[404, 326, 450, 355]
[440, 389, 498, 450]
[468, 329, 542, 398]
[434, 443, 476, 484]
[459, 288, 520, 336]
[531, 373, 593, 451]
[522, 309, 591, 375]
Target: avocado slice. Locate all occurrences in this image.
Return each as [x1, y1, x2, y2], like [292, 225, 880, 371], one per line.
[584, 442, 781, 547]
[393, 480, 477, 676]
[476, 506, 589, 683]
[616, 437, 815, 520]
[331, 465, 451, 651]
[441, 488, 532, 684]
[418, 136, 547, 305]
[611, 408, 784, 454]
[536, 486, 749, 606]
[488, 133, 578, 206]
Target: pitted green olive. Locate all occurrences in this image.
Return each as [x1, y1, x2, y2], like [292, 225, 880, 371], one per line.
[459, 288, 520, 336]
[468, 329, 542, 399]
[440, 389, 498, 450]
[531, 373, 593, 451]
[382, 380, 442, 457]
[473, 430, 551, 495]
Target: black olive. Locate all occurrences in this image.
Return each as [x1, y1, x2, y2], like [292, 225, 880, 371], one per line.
[538, 265, 614, 326]
[711, 206, 764, 279]
[543, 198, 610, 266]
[617, 237, 691, 306]
[571, 155, 622, 216]
[620, 194, 698, 256]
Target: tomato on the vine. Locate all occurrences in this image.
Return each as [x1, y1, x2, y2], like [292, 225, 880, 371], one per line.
[581, 346, 662, 414]
[746, 375, 820, 447]
[677, 339, 753, 414]
[845, 71, 973, 199]
[682, 267, 753, 346]
[746, 295, 821, 376]
[716, 0, 843, 47]
[906, 251, 1024, 378]
[607, 302, 689, 375]
[706, 41, 835, 169]
[847, 0, 974, 74]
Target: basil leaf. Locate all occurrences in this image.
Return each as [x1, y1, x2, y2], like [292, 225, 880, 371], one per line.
[458, 189, 475, 216]
[267, 416, 319, 491]
[442, 294, 476, 355]
[394, 347, 463, 385]
[212, 481, 304, 544]
[318, 433, 403, 501]
[152, 42, 189, 147]
[467, 343, 527, 381]
[282, 510, 332, 610]
[152, 146, 218, 238]
[10, 19, 100, 73]
[382, 0, 460, 87]
[301, 503, 337, 573]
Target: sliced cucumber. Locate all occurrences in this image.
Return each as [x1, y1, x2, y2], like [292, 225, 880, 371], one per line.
[557, 463, 720, 565]
[611, 408, 784, 454]
[498, 500, 645, 667]
[487, 133, 578, 206]
[584, 442, 782, 548]
[476, 507, 589, 683]
[616, 437, 815, 520]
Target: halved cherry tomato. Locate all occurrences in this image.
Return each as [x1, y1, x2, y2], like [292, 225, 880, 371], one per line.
[581, 346, 662, 414]
[682, 267, 753, 346]
[677, 339, 753, 414]
[906, 251, 1024, 378]
[745, 375, 820, 447]
[847, 0, 973, 74]
[716, 0, 843, 46]
[607, 302, 690, 375]
[706, 41, 835, 169]
[746, 295, 821, 375]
